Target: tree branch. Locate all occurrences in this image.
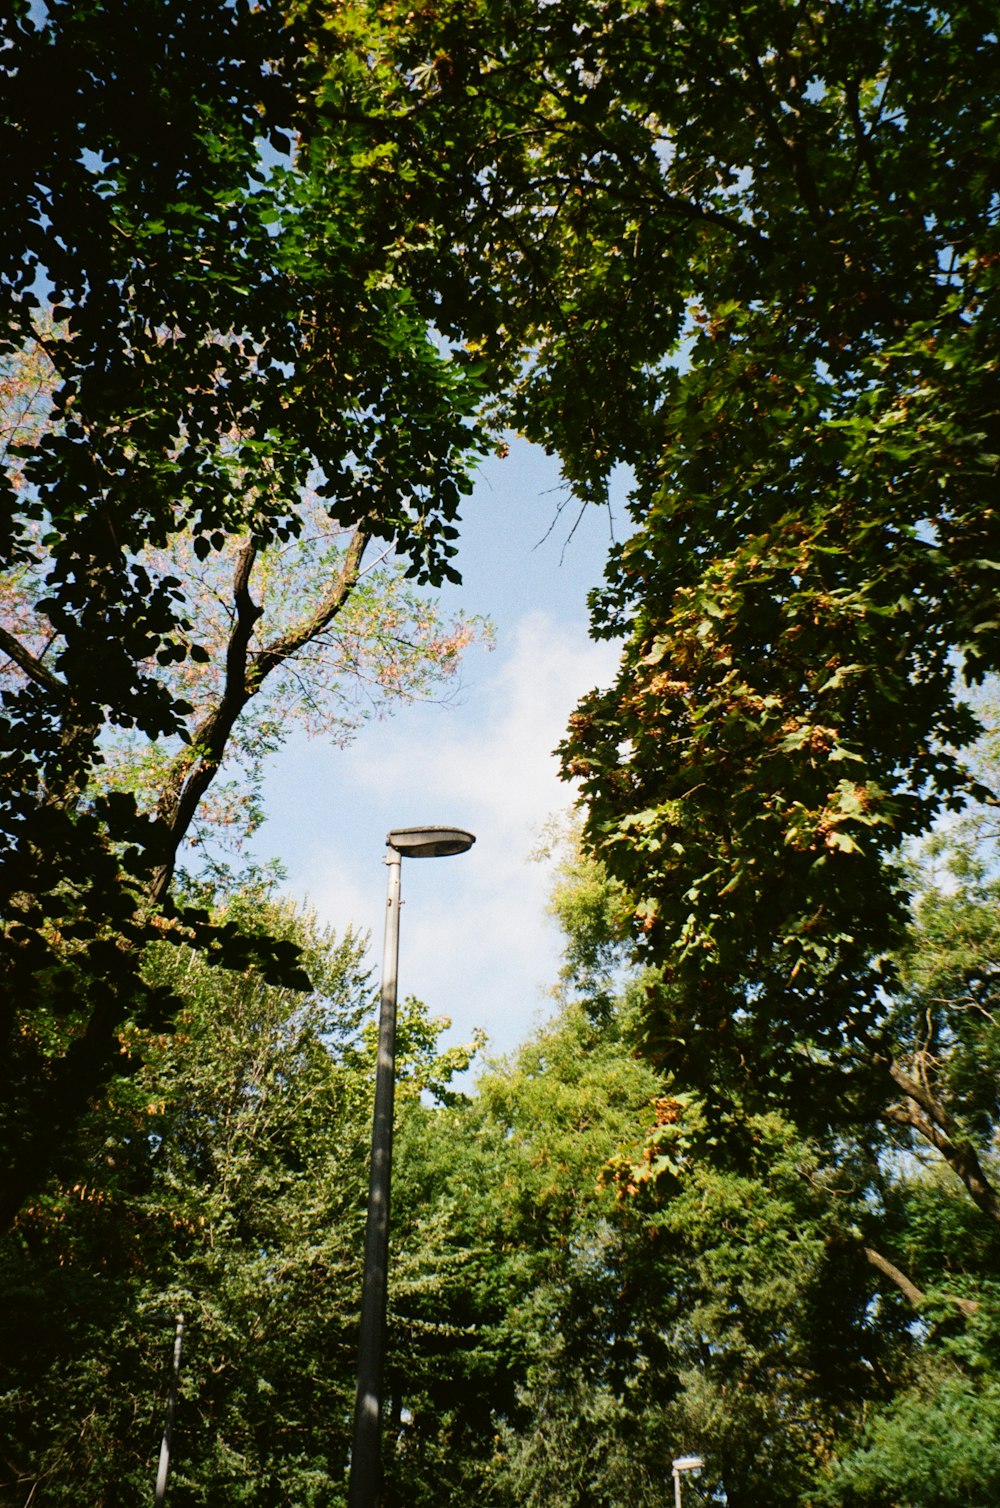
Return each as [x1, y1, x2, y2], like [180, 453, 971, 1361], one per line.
[149, 539, 264, 904]
[250, 525, 368, 682]
[886, 1058, 955, 1134]
[0, 623, 65, 696]
[862, 1244, 926, 1308]
[148, 528, 369, 905]
[862, 1245, 979, 1318]
[881, 1059, 1000, 1226]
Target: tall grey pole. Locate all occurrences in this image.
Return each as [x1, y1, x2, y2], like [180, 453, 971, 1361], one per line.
[348, 847, 402, 1508]
[154, 1313, 184, 1507]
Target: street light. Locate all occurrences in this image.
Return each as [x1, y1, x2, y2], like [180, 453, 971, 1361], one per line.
[672, 1455, 705, 1508]
[347, 826, 475, 1508]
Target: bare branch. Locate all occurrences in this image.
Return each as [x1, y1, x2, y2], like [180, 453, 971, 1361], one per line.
[862, 1245, 926, 1308]
[862, 1245, 979, 1317]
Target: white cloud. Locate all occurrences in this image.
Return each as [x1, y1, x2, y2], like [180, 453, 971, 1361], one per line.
[261, 612, 619, 1062]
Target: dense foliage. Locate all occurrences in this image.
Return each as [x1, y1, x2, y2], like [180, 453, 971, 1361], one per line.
[0, 0, 485, 1224]
[4, 839, 996, 1505]
[0, 893, 480, 1504]
[296, 0, 1000, 1189]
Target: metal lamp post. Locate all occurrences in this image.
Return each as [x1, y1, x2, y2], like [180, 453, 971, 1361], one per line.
[347, 826, 475, 1508]
[153, 1313, 185, 1506]
[672, 1454, 705, 1508]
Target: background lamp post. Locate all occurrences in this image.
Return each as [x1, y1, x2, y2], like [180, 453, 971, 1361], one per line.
[347, 827, 475, 1508]
[672, 1454, 705, 1508]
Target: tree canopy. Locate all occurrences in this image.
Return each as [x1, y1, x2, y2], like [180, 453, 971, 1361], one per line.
[291, 0, 1000, 1121]
[0, 0, 487, 1224]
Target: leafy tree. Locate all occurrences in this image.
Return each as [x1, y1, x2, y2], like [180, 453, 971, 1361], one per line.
[386, 993, 906, 1508]
[806, 794, 1000, 1504]
[537, 0, 1000, 1120]
[0, 894, 366, 1503]
[0, 0, 487, 1225]
[321, 0, 1000, 1120]
[479, 834, 1000, 1507]
[378, 842, 885, 1507]
[816, 1367, 1000, 1508]
[0, 888, 478, 1505]
[881, 790, 1000, 1225]
[386, 999, 669, 1506]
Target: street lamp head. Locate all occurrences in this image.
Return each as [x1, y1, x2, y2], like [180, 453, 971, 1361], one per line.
[672, 1456, 704, 1472]
[386, 826, 476, 858]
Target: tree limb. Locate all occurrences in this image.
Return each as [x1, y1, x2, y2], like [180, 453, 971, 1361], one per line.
[0, 623, 65, 696]
[149, 527, 369, 904]
[886, 1058, 956, 1134]
[862, 1245, 979, 1317]
[862, 1245, 927, 1308]
[250, 525, 368, 683]
[881, 1060, 1000, 1226]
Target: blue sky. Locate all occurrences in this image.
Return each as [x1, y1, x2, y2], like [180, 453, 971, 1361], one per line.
[250, 439, 626, 1064]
